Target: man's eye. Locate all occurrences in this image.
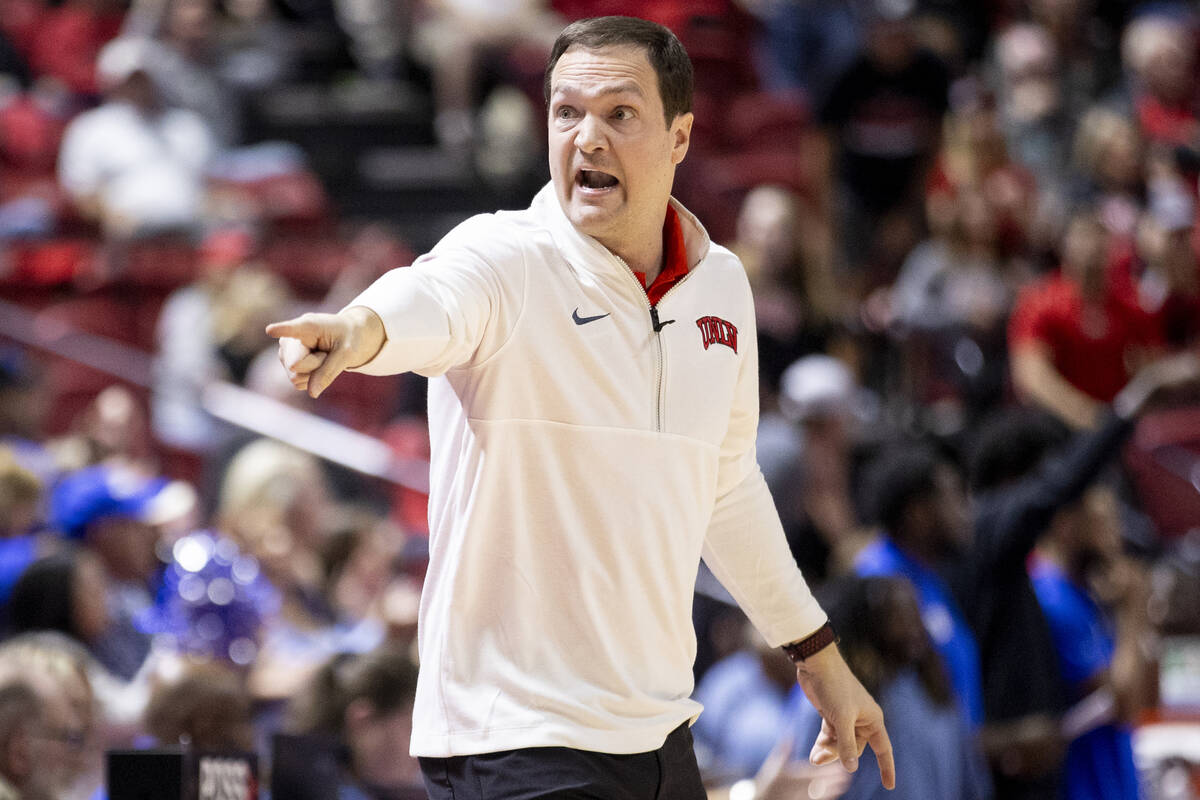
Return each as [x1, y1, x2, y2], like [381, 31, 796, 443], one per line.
[612, 107, 634, 121]
[557, 106, 577, 119]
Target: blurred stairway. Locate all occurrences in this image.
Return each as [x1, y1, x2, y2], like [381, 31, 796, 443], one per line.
[246, 77, 513, 251]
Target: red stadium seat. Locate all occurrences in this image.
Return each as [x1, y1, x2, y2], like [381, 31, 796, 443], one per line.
[7, 238, 99, 286]
[725, 91, 809, 151]
[34, 290, 158, 349]
[209, 172, 332, 236]
[261, 235, 350, 295]
[1125, 406, 1200, 538]
[313, 369, 402, 436]
[0, 94, 66, 175]
[113, 237, 199, 290]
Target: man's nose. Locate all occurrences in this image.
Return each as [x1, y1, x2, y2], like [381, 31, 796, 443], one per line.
[575, 113, 607, 152]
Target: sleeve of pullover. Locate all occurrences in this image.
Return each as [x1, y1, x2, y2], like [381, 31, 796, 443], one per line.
[346, 215, 527, 378]
[701, 291, 827, 647]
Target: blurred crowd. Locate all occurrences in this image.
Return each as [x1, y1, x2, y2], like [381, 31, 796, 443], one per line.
[2, 0, 1200, 799]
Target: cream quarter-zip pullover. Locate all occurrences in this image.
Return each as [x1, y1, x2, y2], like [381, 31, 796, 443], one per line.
[349, 183, 826, 757]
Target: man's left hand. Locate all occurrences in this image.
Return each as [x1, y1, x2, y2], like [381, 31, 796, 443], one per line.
[794, 644, 895, 790]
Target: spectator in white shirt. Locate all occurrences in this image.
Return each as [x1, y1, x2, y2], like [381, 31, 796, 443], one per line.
[57, 37, 216, 239]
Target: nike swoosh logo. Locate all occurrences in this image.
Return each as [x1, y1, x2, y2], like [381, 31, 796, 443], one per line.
[572, 308, 610, 325]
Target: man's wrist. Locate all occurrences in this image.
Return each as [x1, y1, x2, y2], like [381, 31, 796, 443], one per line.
[781, 621, 838, 664]
[340, 305, 387, 368]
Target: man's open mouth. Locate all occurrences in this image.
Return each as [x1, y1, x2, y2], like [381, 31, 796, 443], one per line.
[576, 169, 620, 190]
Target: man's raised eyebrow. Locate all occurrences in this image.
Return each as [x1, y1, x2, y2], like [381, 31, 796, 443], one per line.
[552, 81, 645, 100]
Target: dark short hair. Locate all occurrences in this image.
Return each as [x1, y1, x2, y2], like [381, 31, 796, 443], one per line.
[968, 409, 1071, 493]
[865, 444, 940, 535]
[288, 644, 418, 738]
[543, 16, 694, 125]
[8, 550, 80, 639]
[815, 575, 952, 706]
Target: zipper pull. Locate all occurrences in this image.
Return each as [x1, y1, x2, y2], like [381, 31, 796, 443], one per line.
[650, 306, 675, 333]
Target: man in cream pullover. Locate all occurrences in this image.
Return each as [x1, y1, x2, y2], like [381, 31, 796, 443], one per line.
[269, 15, 894, 799]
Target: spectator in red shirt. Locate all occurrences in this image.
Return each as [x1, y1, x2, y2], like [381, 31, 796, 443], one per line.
[1009, 210, 1161, 429]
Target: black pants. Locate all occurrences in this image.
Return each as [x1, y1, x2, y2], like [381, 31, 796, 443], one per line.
[418, 723, 706, 800]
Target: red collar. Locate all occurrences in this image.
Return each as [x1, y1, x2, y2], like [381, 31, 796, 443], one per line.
[633, 205, 689, 306]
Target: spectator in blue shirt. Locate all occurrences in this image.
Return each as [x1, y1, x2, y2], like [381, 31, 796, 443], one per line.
[960, 352, 1199, 800]
[855, 445, 985, 727]
[47, 464, 184, 680]
[1031, 484, 1153, 800]
[692, 615, 799, 780]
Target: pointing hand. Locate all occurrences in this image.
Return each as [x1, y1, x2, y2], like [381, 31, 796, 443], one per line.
[265, 306, 385, 398]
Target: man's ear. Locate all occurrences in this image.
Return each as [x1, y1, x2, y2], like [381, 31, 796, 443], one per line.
[670, 112, 693, 165]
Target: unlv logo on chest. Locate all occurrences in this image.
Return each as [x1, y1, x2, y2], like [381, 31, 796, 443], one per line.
[695, 316, 738, 353]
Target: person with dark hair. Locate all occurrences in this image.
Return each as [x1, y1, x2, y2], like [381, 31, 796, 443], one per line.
[266, 14, 893, 799]
[539, 14, 694, 125]
[7, 549, 111, 647]
[4, 549, 140, 762]
[865, 446, 941, 540]
[855, 445, 984, 727]
[286, 645, 423, 800]
[958, 353, 1198, 800]
[967, 410, 1072, 495]
[849, 352, 1197, 800]
[786, 575, 991, 800]
[1029, 484, 1151, 800]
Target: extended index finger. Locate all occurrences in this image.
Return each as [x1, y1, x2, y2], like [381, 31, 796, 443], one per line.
[867, 722, 896, 790]
[265, 318, 311, 341]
